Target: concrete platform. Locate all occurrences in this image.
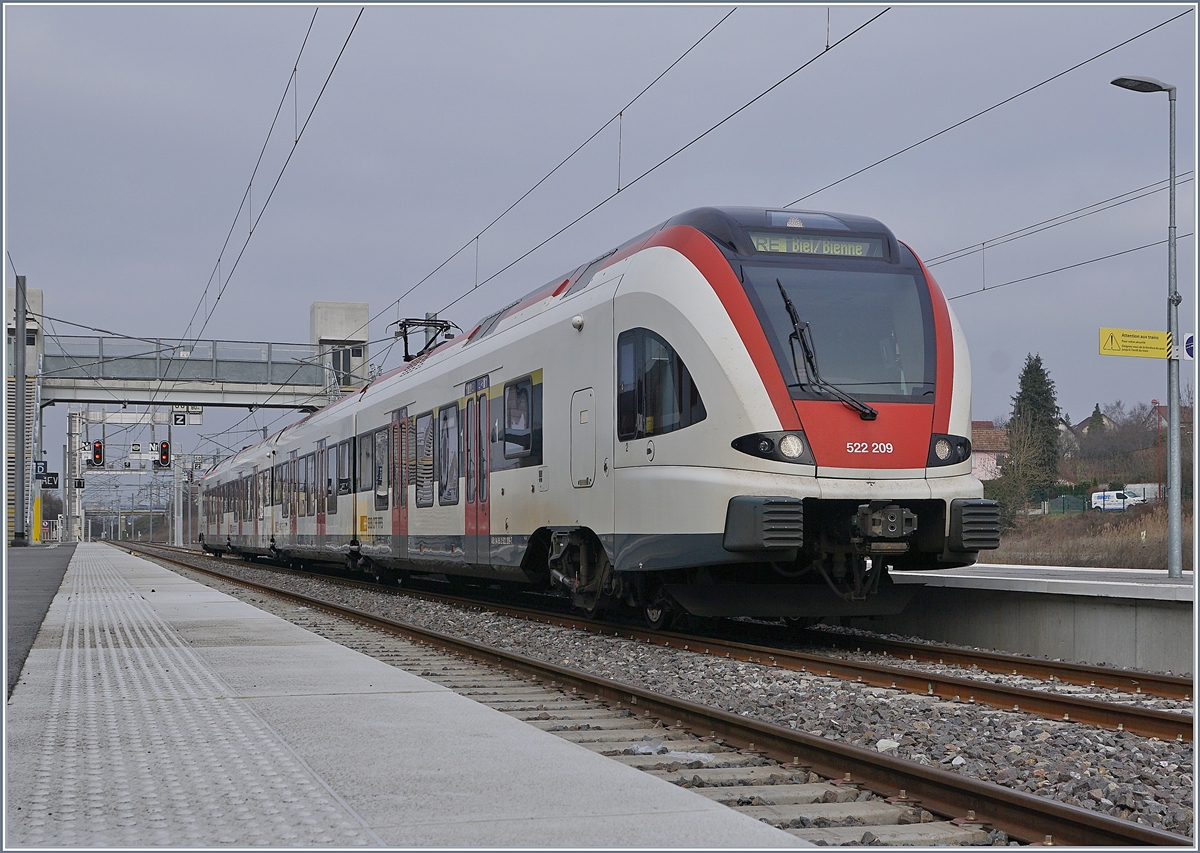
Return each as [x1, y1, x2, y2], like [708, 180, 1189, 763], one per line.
[894, 563, 1194, 601]
[5, 543, 806, 847]
[5, 543, 75, 699]
[869, 563, 1194, 674]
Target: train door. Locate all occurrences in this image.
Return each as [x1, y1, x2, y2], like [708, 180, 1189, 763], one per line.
[571, 388, 596, 488]
[391, 409, 408, 561]
[464, 377, 491, 565]
[612, 320, 708, 541]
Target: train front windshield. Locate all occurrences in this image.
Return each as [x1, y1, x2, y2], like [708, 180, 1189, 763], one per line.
[742, 261, 936, 404]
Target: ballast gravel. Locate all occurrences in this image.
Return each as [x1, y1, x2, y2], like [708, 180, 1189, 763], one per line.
[158, 555, 1195, 838]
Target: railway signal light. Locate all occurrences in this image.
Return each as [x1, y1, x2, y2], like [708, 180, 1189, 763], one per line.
[89, 440, 104, 467]
[155, 441, 171, 468]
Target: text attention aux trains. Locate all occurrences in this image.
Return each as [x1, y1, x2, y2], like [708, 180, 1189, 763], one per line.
[200, 207, 1001, 626]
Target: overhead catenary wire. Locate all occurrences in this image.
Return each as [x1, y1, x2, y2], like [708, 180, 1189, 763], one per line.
[947, 232, 1195, 301]
[179, 8, 321, 346]
[433, 7, 891, 318]
[925, 173, 1195, 267]
[128, 6, 364, 466]
[186, 8, 363, 347]
[358, 6, 740, 344]
[783, 8, 1192, 208]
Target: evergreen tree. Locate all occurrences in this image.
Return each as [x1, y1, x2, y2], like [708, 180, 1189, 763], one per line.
[1007, 353, 1060, 498]
[1087, 403, 1106, 434]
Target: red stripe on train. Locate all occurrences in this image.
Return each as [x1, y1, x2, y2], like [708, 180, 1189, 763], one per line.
[909, 244, 954, 436]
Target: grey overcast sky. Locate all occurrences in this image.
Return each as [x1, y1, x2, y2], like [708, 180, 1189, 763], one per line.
[4, 3, 1197, 476]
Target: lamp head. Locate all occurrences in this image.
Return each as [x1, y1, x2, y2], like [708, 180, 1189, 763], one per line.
[1111, 76, 1176, 96]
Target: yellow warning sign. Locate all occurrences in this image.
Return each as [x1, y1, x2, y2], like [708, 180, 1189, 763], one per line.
[1099, 327, 1172, 359]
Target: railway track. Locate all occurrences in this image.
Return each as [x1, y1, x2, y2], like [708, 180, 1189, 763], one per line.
[137, 544, 1192, 742]
[119, 542, 1191, 846]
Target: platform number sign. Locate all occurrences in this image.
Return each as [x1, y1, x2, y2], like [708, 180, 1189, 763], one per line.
[173, 412, 187, 426]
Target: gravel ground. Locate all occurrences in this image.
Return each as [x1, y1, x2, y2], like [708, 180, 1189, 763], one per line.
[158, 554, 1196, 838]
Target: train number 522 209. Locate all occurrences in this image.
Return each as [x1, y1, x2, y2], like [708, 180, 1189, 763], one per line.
[846, 442, 894, 454]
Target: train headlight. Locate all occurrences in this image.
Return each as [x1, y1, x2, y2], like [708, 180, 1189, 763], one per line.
[927, 434, 971, 467]
[731, 431, 815, 465]
[779, 434, 805, 459]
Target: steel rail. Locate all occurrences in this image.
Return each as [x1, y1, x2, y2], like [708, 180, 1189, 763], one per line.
[132, 543, 1193, 741]
[117, 541, 1190, 847]
[802, 629, 1193, 701]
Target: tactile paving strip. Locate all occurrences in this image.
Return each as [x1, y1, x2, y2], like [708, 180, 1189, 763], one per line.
[7, 548, 381, 847]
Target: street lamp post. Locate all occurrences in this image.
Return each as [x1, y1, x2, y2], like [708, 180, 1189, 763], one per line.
[1111, 75, 1183, 578]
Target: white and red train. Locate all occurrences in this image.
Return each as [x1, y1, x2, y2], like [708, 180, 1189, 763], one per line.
[200, 207, 999, 625]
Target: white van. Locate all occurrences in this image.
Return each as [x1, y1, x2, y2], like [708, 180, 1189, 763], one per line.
[1091, 490, 1147, 511]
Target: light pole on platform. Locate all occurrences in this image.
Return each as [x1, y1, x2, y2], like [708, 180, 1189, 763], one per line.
[1111, 75, 1182, 579]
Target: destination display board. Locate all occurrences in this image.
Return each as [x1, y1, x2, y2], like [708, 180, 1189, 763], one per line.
[747, 231, 885, 258]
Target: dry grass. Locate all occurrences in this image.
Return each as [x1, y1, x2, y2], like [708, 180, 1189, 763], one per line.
[978, 501, 1193, 570]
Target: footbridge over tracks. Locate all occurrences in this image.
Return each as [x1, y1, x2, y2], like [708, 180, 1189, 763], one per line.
[40, 336, 342, 412]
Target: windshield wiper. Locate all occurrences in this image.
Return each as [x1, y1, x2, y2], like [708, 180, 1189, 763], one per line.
[777, 280, 878, 421]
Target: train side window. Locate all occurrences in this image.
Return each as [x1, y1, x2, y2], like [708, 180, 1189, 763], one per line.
[438, 403, 460, 506]
[336, 440, 352, 496]
[326, 446, 337, 515]
[357, 432, 374, 493]
[307, 453, 317, 517]
[478, 392, 489, 502]
[503, 379, 532, 458]
[617, 332, 639, 441]
[299, 457, 309, 518]
[316, 448, 326, 516]
[374, 428, 390, 511]
[617, 328, 707, 440]
[415, 412, 435, 508]
[281, 466, 289, 518]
